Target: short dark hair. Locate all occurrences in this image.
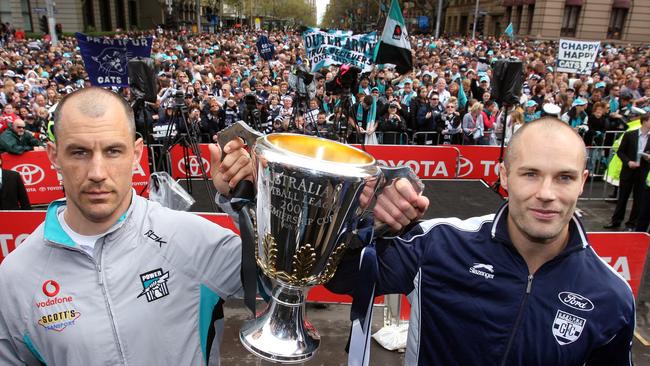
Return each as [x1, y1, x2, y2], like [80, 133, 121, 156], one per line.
[53, 87, 135, 142]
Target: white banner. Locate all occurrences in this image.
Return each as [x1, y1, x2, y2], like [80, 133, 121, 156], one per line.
[556, 39, 600, 75]
[302, 28, 377, 73]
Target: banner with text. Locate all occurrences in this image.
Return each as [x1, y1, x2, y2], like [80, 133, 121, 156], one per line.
[75, 32, 153, 87]
[302, 28, 377, 73]
[1, 150, 150, 205]
[556, 39, 600, 75]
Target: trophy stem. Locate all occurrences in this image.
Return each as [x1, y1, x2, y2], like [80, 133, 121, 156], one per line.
[239, 282, 320, 363]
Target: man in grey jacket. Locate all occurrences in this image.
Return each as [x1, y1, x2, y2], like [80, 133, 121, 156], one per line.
[0, 87, 255, 365]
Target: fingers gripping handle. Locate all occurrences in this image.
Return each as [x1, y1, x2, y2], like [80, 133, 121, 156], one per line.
[216, 121, 263, 162]
[371, 166, 424, 237]
[216, 121, 263, 200]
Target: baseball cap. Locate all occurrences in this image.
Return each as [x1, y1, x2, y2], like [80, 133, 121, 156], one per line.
[595, 81, 606, 89]
[572, 98, 587, 107]
[526, 100, 538, 108]
[480, 75, 490, 83]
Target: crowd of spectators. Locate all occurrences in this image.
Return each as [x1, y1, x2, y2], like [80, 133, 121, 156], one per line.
[0, 23, 648, 157]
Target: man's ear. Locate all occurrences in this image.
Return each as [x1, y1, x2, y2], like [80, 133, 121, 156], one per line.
[499, 162, 508, 192]
[133, 138, 144, 169]
[46, 141, 59, 170]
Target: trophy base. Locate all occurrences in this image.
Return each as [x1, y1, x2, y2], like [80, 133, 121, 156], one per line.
[239, 283, 320, 363]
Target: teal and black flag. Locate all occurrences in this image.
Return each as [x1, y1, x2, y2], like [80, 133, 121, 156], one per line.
[374, 0, 412, 74]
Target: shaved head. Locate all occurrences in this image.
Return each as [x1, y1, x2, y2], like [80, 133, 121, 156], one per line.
[505, 117, 587, 172]
[53, 87, 135, 142]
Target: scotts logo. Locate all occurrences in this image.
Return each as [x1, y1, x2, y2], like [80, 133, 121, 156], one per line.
[558, 292, 594, 311]
[177, 155, 210, 177]
[38, 309, 81, 332]
[42, 280, 60, 297]
[12, 164, 45, 186]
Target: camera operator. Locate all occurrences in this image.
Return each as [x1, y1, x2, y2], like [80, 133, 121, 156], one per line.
[241, 94, 268, 133]
[201, 97, 223, 143]
[219, 97, 239, 129]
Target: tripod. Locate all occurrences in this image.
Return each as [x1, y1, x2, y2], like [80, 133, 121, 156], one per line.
[156, 102, 217, 211]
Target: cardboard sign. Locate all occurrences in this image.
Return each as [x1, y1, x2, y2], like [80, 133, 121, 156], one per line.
[557, 39, 600, 75]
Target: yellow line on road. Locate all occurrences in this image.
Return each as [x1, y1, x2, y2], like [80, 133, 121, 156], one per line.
[635, 330, 650, 346]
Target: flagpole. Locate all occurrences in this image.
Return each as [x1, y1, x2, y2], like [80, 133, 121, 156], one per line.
[472, 0, 479, 39]
[435, 0, 442, 38]
[45, 0, 58, 46]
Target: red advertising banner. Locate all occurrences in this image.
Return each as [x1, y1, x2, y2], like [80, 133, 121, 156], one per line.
[169, 144, 212, 180]
[453, 145, 504, 186]
[169, 144, 462, 180]
[2, 150, 151, 205]
[355, 144, 460, 179]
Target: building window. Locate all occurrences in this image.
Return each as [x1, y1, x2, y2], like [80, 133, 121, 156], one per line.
[561, 5, 580, 37]
[515, 5, 523, 34]
[128, 1, 138, 27]
[506, 6, 512, 25]
[116, 0, 126, 29]
[607, 7, 627, 39]
[526, 5, 534, 35]
[83, 0, 95, 31]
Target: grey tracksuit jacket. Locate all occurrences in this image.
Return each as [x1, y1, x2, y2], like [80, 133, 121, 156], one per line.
[0, 194, 243, 365]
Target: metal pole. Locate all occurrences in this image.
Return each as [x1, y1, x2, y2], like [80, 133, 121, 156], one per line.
[435, 0, 442, 38]
[196, 0, 201, 33]
[471, 0, 479, 39]
[45, 0, 58, 46]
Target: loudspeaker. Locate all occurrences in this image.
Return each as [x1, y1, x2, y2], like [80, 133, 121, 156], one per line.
[491, 60, 523, 106]
[128, 58, 158, 103]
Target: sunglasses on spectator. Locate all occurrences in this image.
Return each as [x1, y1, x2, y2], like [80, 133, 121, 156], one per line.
[15, 126, 25, 129]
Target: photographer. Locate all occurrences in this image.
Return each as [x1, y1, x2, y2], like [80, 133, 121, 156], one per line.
[201, 98, 223, 143]
[378, 102, 407, 144]
[219, 97, 239, 129]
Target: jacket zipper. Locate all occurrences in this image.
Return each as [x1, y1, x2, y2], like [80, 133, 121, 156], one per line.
[499, 274, 534, 366]
[96, 237, 127, 365]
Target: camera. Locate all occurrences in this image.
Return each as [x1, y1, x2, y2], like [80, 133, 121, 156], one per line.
[173, 90, 185, 107]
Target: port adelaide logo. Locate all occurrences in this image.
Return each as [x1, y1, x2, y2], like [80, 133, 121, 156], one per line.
[137, 268, 170, 302]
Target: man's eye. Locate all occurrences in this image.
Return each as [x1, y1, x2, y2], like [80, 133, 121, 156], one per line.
[559, 175, 575, 182]
[72, 150, 87, 157]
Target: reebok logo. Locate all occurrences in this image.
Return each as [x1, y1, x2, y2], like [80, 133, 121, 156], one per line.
[144, 230, 167, 248]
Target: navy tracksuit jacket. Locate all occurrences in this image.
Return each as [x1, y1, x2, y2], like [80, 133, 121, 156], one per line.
[327, 203, 635, 365]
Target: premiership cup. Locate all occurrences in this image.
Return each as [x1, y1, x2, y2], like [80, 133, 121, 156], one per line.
[218, 122, 420, 363]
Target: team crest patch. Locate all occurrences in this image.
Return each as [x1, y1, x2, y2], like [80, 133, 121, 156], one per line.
[552, 310, 586, 345]
[137, 268, 170, 302]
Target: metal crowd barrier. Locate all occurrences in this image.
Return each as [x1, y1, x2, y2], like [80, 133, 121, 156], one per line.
[376, 131, 410, 145]
[580, 130, 627, 201]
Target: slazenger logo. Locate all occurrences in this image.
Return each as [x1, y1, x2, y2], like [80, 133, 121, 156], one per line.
[12, 164, 45, 186]
[469, 263, 494, 279]
[558, 292, 594, 311]
[178, 155, 210, 177]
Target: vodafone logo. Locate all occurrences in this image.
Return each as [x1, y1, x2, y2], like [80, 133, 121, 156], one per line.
[42, 280, 60, 297]
[12, 164, 45, 186]
[178, 155, 210, 177]
[457, 157, 474, 178]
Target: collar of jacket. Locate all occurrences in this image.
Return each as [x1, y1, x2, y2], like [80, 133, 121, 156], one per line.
[489, 202, 590, 257]
[43, 188, 136, 248]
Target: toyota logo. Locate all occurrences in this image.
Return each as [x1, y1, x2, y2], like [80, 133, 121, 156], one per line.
[178, 156, 210, 177]
[457, 157, 474, 178]
[12, 164, 45, 186]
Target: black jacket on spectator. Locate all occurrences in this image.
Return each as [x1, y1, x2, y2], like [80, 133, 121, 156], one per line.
[0, 169, 30, 210]
[378, 113, 407, 144]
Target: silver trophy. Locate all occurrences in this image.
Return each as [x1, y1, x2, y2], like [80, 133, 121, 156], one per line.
[219, 122, 421, 363]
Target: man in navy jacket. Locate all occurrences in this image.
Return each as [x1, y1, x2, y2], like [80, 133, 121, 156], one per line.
[329, 117, 635, 365]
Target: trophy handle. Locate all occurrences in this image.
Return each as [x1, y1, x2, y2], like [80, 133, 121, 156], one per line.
[364, 166, 424, 237]
[216, 121, 263, 316]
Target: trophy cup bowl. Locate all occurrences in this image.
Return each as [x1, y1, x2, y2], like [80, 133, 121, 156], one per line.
[239, 134, 382, 363]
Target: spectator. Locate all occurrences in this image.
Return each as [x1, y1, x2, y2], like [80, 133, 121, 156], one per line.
[0, 154, 30, 209]
[378, 102, 407, 144]
[0, 119, 44, 154]
[524, 100, 541, 123]
[462, 102, 484, 145]
[441, 98, 462, 144]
